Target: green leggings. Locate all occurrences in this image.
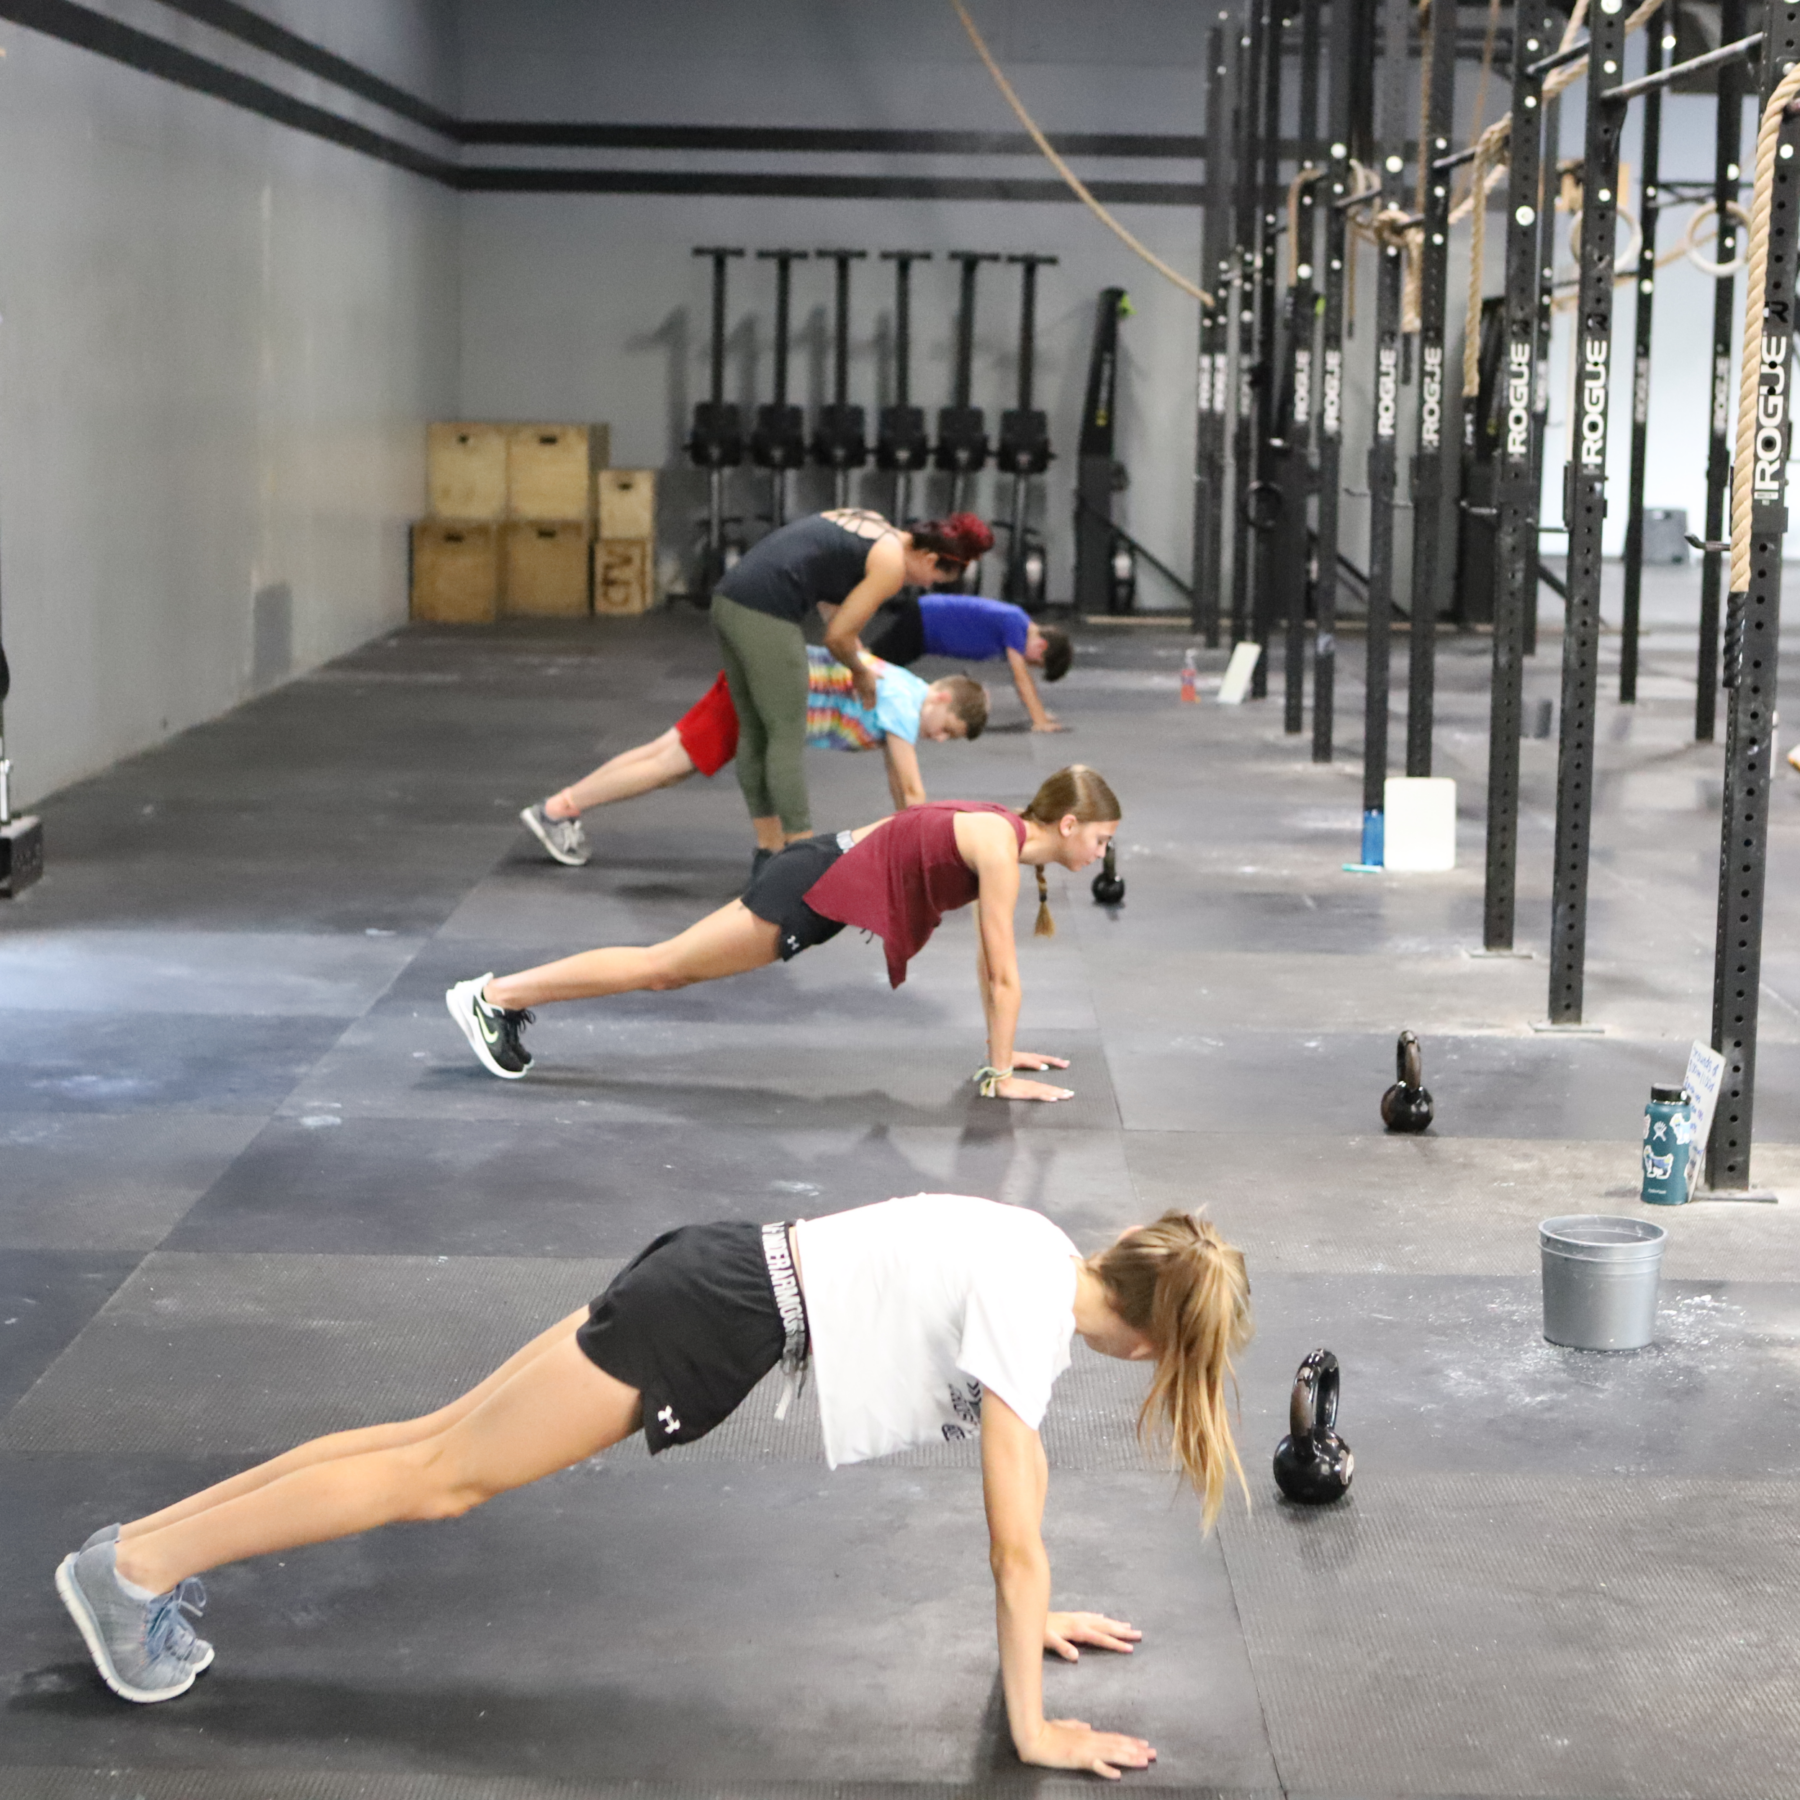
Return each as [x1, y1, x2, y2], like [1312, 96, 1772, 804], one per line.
[711, 594, 812, 834]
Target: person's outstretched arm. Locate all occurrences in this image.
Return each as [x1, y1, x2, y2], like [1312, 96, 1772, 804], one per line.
[1005, 648, 1064, 733]
[960, 814, 1070, 1101]
[981, 1390, 1155, 1779]
[825, 537, 908, 706]
[882, 737, 926, 810]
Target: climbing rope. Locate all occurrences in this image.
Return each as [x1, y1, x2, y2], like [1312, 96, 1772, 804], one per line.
[1729, 54, 1800, 596]
[948, 0, 1216, 309]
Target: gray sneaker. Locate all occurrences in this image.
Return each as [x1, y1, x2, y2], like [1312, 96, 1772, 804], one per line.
[78, 1526, 212, 1672]
[55, 1539, 202, 1703]
[520, 804, 590, 867]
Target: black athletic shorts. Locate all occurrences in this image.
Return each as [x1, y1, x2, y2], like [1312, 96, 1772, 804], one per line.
[576, 1220, 787, 1453]
[741, 831, 850, 961]
[863, 594, 925, 667]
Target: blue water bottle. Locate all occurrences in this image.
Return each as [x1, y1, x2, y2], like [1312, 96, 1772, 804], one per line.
[1640, 1084, 1697, 1206]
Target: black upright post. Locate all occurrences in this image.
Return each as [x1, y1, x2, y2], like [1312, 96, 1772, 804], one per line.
[1312, 0, 1363, 765]
[1619, 12, 1670, 703]
[1228, 7, 1263, 648]
[1483, 0, 1548, 951]
[814, 248, 869, 508]
[938, 251, 1000, 514]
[1000, 253, 1057, 609]
[1546, 0, 1628, 1026]
[752, 249, 809, 527]
[1271, 0, 1322, 735]
[1249, 0, 1284, 699]
[1706, 0, 1800, 1189]
[1698, 0, 1748, 740]
[1360, 0, 1410, 854]
[1404, 0, 1457, 776]
[1525, 89, 1560, 661]
[877, 251, 933, 525]
[1194, 18, 1233, 645]
[689, 246, 746, 595]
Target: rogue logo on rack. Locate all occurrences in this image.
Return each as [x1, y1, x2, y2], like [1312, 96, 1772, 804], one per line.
[1419, 344, 1443, 450]
[1322, 347, 1343, 437]
[1504, 341, 1533, 461]
[1578, 336, 1609, 470]
[1293, 347, 1313, 427]
[1753, 331, 1791, 503]
[1375, 344, 1399, 439]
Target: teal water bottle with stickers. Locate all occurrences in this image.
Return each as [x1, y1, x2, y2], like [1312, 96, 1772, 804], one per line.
[1640, 1084, 1697, 1206]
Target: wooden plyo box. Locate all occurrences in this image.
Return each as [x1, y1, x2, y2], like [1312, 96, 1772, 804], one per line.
[597, 468, 656, 541]
[507, 425, 600, 521]
[504, 521, 592, 616]
[427, 424, 507, 520]
[412, 521, 499, 623]
[595, 538, 654, 615]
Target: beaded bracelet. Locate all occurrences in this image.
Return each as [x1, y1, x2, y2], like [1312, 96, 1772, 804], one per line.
[974, 1065, 1009, 1098]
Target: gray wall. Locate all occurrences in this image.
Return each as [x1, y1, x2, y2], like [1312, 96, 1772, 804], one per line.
[0, 1, 458, 808]
[451, 0, 1211, 610]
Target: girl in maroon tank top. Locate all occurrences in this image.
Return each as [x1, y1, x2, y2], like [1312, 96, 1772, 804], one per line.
[447, 767, 1121, 1104]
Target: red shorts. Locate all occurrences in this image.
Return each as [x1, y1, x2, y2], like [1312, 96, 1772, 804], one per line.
[674, 672, 741, 777]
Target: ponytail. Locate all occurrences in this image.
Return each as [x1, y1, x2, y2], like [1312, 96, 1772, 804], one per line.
[1021, 765, 1121, 945]
[908, 512, 995, 569]
[1089, 1212, 1253, 1530]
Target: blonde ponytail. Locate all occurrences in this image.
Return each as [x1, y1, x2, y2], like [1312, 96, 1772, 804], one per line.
[1089, 1212, 1253, 1530]
[1020, 765, 1120, 942]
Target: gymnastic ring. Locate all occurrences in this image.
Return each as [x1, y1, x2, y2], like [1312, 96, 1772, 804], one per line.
[1242, 480, 1283, 532]
[1681, 199, 1751, 278]
[1566, 204, 1644, 278]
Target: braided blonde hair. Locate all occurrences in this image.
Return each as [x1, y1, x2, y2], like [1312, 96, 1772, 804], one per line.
[1020, 765, 1121, 938]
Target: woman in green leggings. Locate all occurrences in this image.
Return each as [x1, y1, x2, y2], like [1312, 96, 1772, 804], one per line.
[711, 509, 993, 855]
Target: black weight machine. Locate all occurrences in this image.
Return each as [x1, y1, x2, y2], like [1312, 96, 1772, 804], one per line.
[812, 248, 868, 508]
[687, 246, 746, 602]
[876, 250, 933, 524]
[750, 249, 809, 528]
[997, 253, 1057, 612]
[935, 251, 999, 514]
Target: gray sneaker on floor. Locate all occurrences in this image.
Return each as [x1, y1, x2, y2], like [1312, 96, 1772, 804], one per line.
[56, 1539, 204, 1703]
[520, 803, 590, 866]
[78, 1526, 213, 1672]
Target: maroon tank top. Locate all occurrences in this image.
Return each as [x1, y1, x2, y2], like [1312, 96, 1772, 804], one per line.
[803, 800, 1027, 988]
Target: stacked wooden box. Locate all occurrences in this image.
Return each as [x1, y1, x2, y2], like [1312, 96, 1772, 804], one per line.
[411, 424, 610, 622]
[594, 469, 658, 615]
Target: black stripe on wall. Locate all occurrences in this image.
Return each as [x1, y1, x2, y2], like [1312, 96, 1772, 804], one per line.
[150, 0, 460, 135]
[461, 123, 1209, 158]
[0, 0, 1209, 204]
[0, 0, 457, 181]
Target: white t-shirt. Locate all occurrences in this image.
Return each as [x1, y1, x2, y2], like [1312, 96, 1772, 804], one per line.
[795, 1194, 1080, 1468]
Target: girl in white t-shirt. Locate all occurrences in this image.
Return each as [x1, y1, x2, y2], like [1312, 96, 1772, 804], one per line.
[57, 1196, 1252, 1781]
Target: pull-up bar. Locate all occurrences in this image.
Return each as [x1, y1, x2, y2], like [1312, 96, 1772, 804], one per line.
[1525, 38, 1592, 79]
[1608, 31, 1763, 104]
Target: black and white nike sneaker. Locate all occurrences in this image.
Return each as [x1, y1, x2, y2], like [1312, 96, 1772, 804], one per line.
[445, 974, 534, 1079]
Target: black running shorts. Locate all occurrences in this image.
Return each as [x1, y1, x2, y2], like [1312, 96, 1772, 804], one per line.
[576, 1220, 786, 1453]
[741, 832, 849, 961]
[863, 594, 925, 667]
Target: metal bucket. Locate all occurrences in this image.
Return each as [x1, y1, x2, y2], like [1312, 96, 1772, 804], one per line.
[1539, 1214, 1667, 1351]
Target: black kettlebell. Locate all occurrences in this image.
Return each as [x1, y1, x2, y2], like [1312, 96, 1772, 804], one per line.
[1380, 1029, 1433, 1133]
[1273, 1349, 1353, 1504]
[1091, 842, 1125, 906]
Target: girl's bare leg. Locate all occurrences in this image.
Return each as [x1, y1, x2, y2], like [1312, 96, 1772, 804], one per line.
[119, 1308, 588, 1543]
[484, 900, 781, 1011]
[115, 1335, 640, 1594]
[546, 731, 695, 820]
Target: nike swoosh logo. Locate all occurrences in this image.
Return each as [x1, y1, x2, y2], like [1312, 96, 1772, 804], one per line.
[478, 1011, 502, 1045]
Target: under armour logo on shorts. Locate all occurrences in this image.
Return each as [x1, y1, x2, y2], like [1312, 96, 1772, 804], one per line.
[657, 1404, 681, 1435]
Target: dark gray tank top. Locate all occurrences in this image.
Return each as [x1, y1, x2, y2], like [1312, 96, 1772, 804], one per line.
[714, 515, 880, 625]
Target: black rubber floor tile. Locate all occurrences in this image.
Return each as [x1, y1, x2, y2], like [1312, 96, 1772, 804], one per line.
[161, 1118, 1139, 1258]
[0, 1012, 352, 1116]
[0, 1114, 263, 1251]
[1233, 1272, 1800, 1479]
[3, 1458, 1274, 1790]
[0, 1252, 141, 1415]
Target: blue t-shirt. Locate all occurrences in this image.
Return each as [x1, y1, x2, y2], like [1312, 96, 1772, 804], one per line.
[804, 645, 928, 748]
[918, 594, 1030, 662]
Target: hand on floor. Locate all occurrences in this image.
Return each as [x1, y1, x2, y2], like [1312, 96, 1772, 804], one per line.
[994, 1075, 1074, 1102]
[1045, 1610, 1142, 1660]
[1011, 1051, 1071, 1071]
[1022, 1718, 1156, 1779]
